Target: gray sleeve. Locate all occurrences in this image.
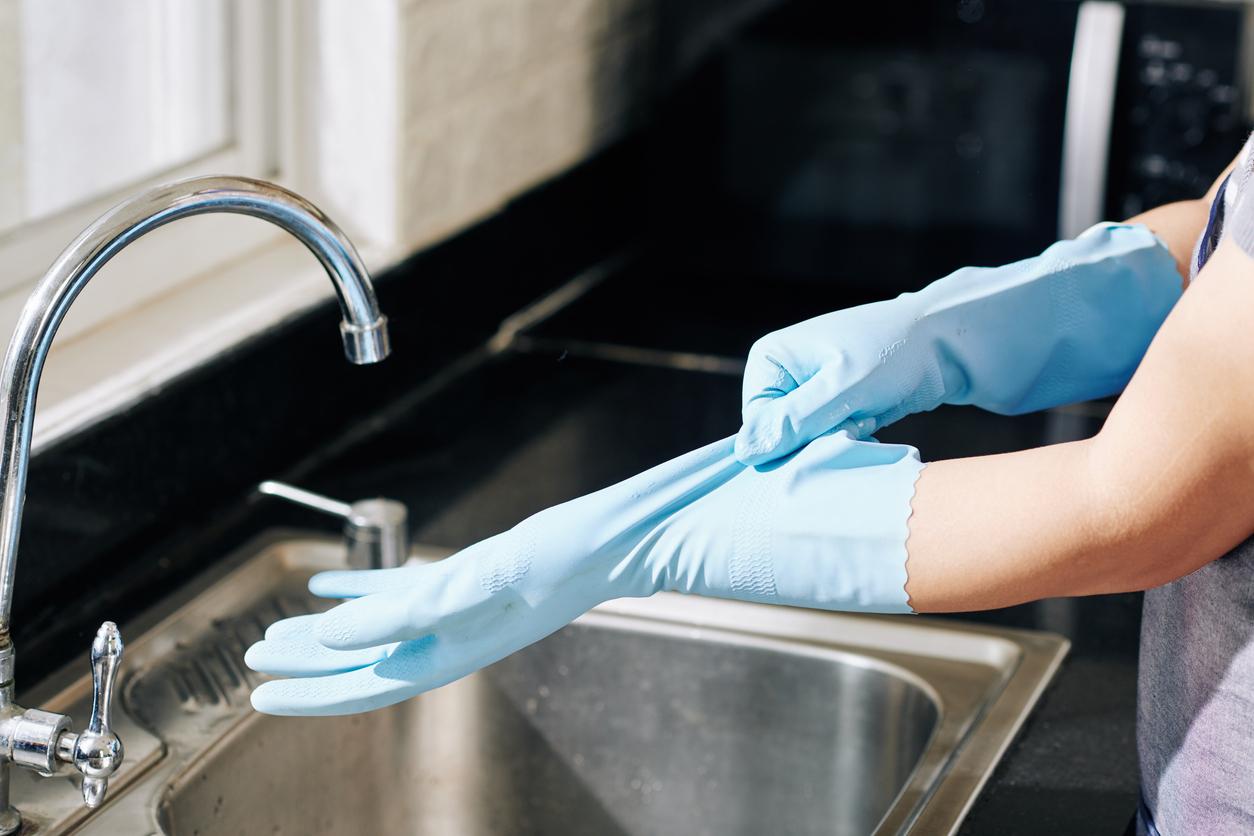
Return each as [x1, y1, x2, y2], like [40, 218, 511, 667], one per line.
[1220, 132, 1254, 262]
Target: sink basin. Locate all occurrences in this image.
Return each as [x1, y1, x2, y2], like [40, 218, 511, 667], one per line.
[15, 533, 1066, 835]
[161, 612, 940, 836]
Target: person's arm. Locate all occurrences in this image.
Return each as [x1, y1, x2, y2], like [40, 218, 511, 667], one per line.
[733, 156, 1230, 469]
[1124, 158, 1233, 285]
[735, 220, 1198, 469]
[906, 233, 1254, 611]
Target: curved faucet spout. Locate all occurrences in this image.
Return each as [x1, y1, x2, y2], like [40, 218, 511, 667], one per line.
[0, 175, 391, 637]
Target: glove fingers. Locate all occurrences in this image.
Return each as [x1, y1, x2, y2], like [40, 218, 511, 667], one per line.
[251, 636, 440, 716]
[740, 346, 799, 412]
[246, 615, 393, 677]
[308, 564, 427, 599]
[253, 611, 558, 716]
[315, 588, 420, 650]
[736, 368, 857, 465]
[315, 534, 528, 651]
[264, 612, 320, 640]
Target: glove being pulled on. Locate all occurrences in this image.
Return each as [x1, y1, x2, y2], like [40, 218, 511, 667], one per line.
[245, 431, 923, 716]
[736, 222, 1181, 465]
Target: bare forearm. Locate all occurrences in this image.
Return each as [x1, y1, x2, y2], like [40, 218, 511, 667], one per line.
[904, 435, 1250, 613]
[903, 435, 1231, 611]
[1124, 161, 1232, 285]
[905, 238, 1254, 613]
[1126, 200, 1207, 286]
[904, 442, 1104, 611]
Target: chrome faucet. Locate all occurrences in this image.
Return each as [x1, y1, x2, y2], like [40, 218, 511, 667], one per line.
[0, 175, 390, 833]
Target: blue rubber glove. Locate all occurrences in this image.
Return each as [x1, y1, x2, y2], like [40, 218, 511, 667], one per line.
[735, 222, 1182, 465]
[245, 432, 923, 715]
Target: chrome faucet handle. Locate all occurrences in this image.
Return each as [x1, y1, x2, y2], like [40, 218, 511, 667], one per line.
[63, 622, 124, 808]
[1, 623, 124, 814]
[258, 481, 409, 570]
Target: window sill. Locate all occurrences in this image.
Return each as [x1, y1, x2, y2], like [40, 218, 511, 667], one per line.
[31, 236, 404, 454]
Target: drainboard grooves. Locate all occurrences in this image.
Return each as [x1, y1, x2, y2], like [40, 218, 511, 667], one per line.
[167, 668, 193, 707]
[127, 592, 326, 726]
[275, 594, 311, 619]
[210, 646, 242, 699]
[210, 623, 253, 690]
[189, 660, 222, 706]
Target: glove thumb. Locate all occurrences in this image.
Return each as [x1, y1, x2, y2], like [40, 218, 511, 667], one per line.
[736, 370, 870, 466]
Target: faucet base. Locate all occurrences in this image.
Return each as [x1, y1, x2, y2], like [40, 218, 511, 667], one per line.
[0, 805, 18, 835]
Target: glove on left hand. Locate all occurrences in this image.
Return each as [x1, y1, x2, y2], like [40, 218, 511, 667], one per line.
[246, 431, 923, 716]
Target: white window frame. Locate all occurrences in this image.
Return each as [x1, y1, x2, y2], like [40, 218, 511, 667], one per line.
[19, 0, 408, 453]
[0, 0, 283, 343]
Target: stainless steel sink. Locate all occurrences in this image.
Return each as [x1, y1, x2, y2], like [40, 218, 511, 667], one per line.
[15, 533, 1066, 835]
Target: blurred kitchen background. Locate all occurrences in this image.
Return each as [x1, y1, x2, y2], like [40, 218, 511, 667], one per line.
[0, 1, 1250, 833]
[2, 0, 1247, 420]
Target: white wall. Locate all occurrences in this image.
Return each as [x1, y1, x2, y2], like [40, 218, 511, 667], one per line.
[0, 1, 22, 231]
[304, 0, 659, 255]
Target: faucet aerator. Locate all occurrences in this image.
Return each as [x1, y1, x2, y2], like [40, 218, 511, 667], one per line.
[340, 316, 391, 364]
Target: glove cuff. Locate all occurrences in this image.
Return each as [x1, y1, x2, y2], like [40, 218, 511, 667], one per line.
[910, 222, 1180, 414]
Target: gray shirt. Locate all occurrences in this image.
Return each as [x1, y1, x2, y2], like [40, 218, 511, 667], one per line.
[1138, 134, 1254, 835]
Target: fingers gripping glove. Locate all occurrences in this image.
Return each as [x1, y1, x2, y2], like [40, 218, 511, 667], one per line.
[736, 222, 1182, 465]
[245, 432, 924, 716]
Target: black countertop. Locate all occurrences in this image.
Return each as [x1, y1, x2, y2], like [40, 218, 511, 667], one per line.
[266, 339, 1140, 836]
